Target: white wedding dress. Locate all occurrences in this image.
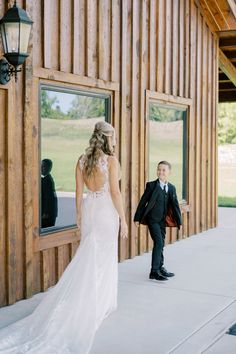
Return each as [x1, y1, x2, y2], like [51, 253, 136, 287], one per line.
[0, 154, 120, 354]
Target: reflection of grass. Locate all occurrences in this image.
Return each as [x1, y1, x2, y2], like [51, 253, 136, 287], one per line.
[149, 120, 183, 200]
[41, 118, 104, 191]
[218, 196, 236, 207]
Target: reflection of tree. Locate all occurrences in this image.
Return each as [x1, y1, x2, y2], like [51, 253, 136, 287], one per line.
[218, 102, 236, 144]
[68, 96, 105, 119]
[150, 105, 183, 122]
[41, 90, 66, 120]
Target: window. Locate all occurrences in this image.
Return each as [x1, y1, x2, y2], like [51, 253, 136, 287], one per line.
[148, 101, 187, 201]
[39, 85, 111, 235]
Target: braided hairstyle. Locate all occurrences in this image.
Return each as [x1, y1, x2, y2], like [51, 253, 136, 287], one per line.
[82, 121, 115, 177]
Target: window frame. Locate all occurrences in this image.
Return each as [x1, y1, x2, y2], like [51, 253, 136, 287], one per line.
[31, 71, 119, 252]
[145, 90, 193, 208]
[39, 84, 111, 236]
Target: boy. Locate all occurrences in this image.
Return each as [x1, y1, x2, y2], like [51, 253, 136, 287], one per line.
[133, 161, 182, 281]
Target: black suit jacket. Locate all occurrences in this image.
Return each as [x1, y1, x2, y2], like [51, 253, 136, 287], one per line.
[133, 179, 182, 229]
[41, 174, 58, 218]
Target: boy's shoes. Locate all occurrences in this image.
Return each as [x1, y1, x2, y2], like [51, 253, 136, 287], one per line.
[160, 266, 175, 277]
[149, 271, 168, 281]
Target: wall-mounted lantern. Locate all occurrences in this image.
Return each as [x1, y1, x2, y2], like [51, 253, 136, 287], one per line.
[0, 1, 33, 85]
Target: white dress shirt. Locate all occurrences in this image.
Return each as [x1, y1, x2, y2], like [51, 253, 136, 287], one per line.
[159, 179, 168, 193]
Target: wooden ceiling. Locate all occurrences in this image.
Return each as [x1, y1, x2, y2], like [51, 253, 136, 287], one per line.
[198, 0, 236, 102]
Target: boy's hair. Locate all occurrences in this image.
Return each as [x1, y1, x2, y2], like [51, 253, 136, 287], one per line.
[157, 160, 171, 169]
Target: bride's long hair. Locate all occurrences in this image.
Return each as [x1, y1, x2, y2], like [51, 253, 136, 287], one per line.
[83, 121, 115, 177]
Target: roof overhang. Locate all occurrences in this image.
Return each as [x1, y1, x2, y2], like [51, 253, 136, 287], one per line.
[196, 0, 236, 102]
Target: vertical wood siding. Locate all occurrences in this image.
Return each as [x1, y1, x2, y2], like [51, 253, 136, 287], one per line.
[0, 0, 219, 306]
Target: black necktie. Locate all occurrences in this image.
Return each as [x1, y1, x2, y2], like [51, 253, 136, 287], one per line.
[163, 184, 167, 194]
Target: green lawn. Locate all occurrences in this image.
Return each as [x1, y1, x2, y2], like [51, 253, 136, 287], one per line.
[41, 118, 102, 191]
[218, 196, 236, 207]
[41, 118, 236, 207]
[149, 120, 184, 200]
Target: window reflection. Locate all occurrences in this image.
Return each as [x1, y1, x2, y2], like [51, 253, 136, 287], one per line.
[148, 102, 187, 201]
[40, 85, 110, 235]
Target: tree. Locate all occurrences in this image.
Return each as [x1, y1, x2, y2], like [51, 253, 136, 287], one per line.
[218, 102, 236, 144]
[68, 95, 105, 119]
[41, 90, 66, 120]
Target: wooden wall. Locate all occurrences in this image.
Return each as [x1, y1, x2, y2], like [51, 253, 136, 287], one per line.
[0, 0, 219, 307]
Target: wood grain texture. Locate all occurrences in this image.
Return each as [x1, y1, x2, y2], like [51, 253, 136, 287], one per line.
[0, 0, 220, 306]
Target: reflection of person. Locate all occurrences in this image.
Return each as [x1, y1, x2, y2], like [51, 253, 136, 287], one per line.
[134, 161, 182, 281]
[0, 122, 128, 353]
[41, 159, 58, 228]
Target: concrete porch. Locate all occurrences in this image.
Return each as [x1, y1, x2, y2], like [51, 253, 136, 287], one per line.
[0, 208, 235, 354]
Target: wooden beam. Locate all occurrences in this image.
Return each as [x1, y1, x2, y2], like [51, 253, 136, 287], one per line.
[219, 48, 236, 86]
[219, 37, 236, 50]
[227, 0, 236, 20]
[33, 68, 120, 92]
[217, 29, 236, 38]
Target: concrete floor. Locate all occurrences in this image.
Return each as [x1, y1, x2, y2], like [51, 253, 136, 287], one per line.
[0, 208, 236, 354]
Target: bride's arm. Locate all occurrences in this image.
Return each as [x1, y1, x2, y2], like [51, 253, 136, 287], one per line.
[75, 158, 84, 229]
[108, 156, 128, 238]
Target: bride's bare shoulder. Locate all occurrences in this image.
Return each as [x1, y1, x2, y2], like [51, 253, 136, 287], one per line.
[107, 155, 119, 167]
[107, 155, 121, 179]
[76, 154, 85, 170]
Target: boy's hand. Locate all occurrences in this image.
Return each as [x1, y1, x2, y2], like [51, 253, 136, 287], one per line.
[134, 221, 140, 227]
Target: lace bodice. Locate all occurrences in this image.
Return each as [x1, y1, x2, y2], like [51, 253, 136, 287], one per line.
[79, 154, 110, 198]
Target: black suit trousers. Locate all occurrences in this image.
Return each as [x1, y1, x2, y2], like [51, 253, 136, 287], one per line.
[147, 220, 166, 271]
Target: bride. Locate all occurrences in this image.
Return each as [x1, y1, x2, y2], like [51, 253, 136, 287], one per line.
[0, 121, 128, 353]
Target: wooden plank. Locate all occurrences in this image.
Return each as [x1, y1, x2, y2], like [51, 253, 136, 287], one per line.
[145, 92, 152, 252]
[55, 245, 65, 280]
[119, 0, 129, 261]
[171, 228, 178, 243]
[227, 0, 236, 21]
[213, 36, 219, 227]
[195, 8, 202, 234]
[149, 0, 157, 92]
[98, 0, 111, 81]
[33, 67, 120, 91]
[146, 90, 192, 106]
[40, 250, 50, 291]
[200, 21, 207, 231]
[157, 0, 165, 92]
[165, 228, 171, 245]
[33, 251, 41, 294]
[33, 0, 43, 68]
[72, 0, 80, 74]
[188, 0, 197, 235]
[164, 0, 172, 94]
[69, 242, 79, 259]
[51, 0, 60, 70]
[60, 0, 72, 72]
[43, 0, 52, 68]
[184, 0, 190, 98]
[111, 0, 121, 82]
[86, 0, 98, 78]
[137, 1, 147, 254]
[206, 30, 212, 229]
[179, 0, 184, 96]
[23, 0, 35, 299]
[0, 88, 7, 306]
[140, 0, 149, 253]
[6, 81, 17, 305]
[36, 230, 79, 252]
[172, 0, 179, 96]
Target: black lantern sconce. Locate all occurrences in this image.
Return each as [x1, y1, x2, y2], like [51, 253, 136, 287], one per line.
[0, 1, 33, 85]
